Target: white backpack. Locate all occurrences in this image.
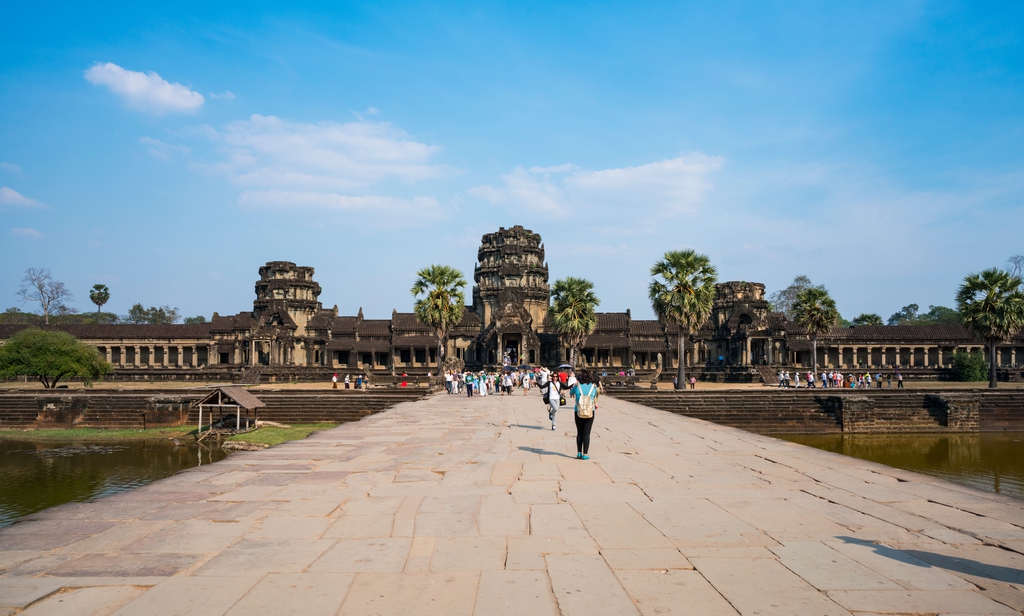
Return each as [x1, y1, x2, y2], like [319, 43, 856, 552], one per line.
[576, 385, 595, 419]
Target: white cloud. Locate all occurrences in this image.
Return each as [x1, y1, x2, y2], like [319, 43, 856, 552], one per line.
[139, 136, 192, 160]
[198, 114, 452, 191]
[469, 153, 724, 216]
[238, 190, 441, 217]
[0, 186, 46, 209]
[10, 227, 43, 239]
[210, 91, 235, 100]
[84, 62, 204, 115]
[0, 162, 22, 175]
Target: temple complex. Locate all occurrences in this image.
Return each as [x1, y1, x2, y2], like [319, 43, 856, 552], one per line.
[1, 225, 1022, 382]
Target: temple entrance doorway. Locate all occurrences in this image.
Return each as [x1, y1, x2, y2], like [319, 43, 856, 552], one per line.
[503, 337, 520, 366]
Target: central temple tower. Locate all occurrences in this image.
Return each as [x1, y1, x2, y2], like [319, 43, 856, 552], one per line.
[471, 225, 550, 365]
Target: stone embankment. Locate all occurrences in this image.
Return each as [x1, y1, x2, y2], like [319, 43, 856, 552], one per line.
[606, 389, 1024, 433]
[0, 389, 427, 429]
[2, 392, 1023, 615]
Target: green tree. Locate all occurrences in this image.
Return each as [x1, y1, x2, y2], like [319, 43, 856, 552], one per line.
[548, 277, 600, 368]
[89, 284, 110, 320]
[852, 313, 883, 326]
[887, 303, 919, 325]
[184, 315, 207, 324]
[950, 350, 988, 382]
[956, 268, 1024, 389]
[649, 250, 718, 389]
[0, 328, 111, 388]
[793, 287, 840, 377]
[123, 304, 180, 324]
[411, 265, 467, 367]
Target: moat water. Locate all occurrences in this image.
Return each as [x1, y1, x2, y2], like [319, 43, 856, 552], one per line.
[780, 432, 1024, 501]
[0, 439, 228, 528]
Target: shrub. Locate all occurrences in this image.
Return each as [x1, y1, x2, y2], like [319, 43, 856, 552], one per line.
[950, 350, 988, 382]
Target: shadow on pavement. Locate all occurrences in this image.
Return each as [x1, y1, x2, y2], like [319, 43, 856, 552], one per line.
[836, 536, 1024, 584]
[517, 446, 575, 458]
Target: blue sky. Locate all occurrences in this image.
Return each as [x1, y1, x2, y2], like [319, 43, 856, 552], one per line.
[2, 1, 1022, 321]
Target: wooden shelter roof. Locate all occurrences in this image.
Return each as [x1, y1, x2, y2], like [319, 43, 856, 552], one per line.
[196, 387, 266, 409]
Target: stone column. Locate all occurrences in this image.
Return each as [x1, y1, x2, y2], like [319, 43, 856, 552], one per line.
[176, 345, 184, 368]
[837, 346, 843, 369]
[190, 345, 197, 368]
[1012, 348, 1017, 367]
[104, 347, 112, 364]
[895, 347, 901, 368]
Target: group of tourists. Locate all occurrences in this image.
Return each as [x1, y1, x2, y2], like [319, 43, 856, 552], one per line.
[776, 370, 904, 389]
[443, 369, 539, 396]
[443, 366, 600, 460]
[331, 373, 368, 389]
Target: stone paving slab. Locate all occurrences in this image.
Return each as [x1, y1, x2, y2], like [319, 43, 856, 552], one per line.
[2, 392, 1024, 614]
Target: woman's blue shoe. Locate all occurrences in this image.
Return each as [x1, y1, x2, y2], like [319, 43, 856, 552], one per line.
[581, 454, 589, 460]
[576, 453, 582, 459]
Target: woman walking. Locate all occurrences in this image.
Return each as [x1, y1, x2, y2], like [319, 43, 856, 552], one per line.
[570, 370, 599, 460]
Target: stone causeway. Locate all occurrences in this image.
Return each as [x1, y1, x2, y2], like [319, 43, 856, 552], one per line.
[2, 391, 1023, 615]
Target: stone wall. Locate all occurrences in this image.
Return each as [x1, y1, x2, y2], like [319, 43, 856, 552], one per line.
[608, 389, 1023, 434]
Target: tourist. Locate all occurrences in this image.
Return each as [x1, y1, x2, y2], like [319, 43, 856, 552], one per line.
[445, 372, 453, 394]
[332, 373, 338, 389]
[356, 374, 363, 389]
[876, 372, 883, 389]
[673, 375, 678, 388]
[784, 371, 791, 388]
[465, 372, 474, 397]
[807, 371, 815, 388]
[522, 372, 531, 396]
[864, 373, 871, 388]
[689, 376, 696, 389]
[570, 370, 599, 460]
[567, 370, 578, 389]
[897, 372, 904, 388]
[542, 373, 559, 430]
[821, 371, 828, 388]
[400, 372, 408, 388]
[777, 370, 785, 389]
[887, 373, 892, 388]
[344, 374, 351, 389]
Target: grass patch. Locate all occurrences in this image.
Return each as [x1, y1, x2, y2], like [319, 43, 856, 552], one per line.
[225, 423, 337, 447]
[0, 426, 193, 441]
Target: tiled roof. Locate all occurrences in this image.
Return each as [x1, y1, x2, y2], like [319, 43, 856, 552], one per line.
[630, 339, 670, 352]
[331, 316, 359, 333]
[358, 320, 391, 337]
[629, 320, 664, 336]
[821, 324, 977, 342]
[391, 312, 431, 332]
[392, 335, 438, 347]
[583, 334, 632, 348]
[595, 312, 630, 330]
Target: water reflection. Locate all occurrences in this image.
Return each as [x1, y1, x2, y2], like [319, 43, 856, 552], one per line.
[0, 439, 228, 528]
[780, 432, 1024, 500]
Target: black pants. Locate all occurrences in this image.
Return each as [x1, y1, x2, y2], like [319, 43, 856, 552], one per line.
[574, 413, 594, 454]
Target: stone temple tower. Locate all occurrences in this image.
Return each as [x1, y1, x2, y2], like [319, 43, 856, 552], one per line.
[472, 226, 550, 365]
[247, 262, 326, 366]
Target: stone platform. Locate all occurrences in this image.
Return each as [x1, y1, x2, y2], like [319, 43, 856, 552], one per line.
[2, 392, 1023, 615]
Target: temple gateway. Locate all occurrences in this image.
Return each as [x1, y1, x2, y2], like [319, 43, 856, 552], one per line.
[1, 225, 1022, 382]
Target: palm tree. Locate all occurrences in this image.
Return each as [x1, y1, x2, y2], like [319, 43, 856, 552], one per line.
[548, 277, 600, 368]
[411, 265, 467, 368]
[956, 268, 1024, 389]
[89, 284, 110, 322]
[648, 250, 718, 390]
[793, 287, 840, 377]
